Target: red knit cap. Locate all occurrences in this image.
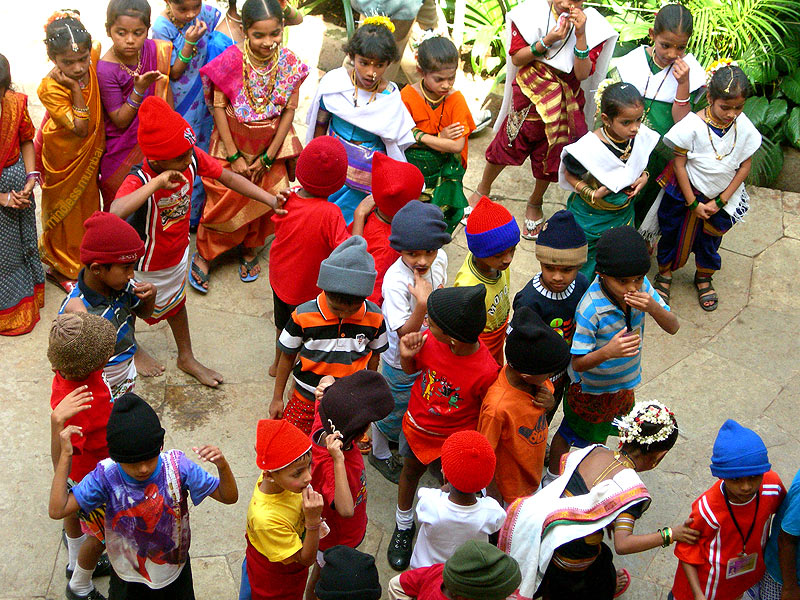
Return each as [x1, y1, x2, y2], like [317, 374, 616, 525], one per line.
[295, 136, 348, 198]
[80, 211, 144, 265]
[465, 196, 520, 258]
[441, 430, 496, 493]
[137, 96, 196, 161]
[256, 419, 311, 471]
[372, 152, 424, 218]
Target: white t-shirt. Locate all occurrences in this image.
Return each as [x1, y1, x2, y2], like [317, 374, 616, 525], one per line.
[380, 250, 448, 369]
[409, 487, 507, 569]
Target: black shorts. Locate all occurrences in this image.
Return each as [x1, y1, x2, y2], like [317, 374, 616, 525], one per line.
[272, 289, 298, 331]
[108, 557, 194, 600]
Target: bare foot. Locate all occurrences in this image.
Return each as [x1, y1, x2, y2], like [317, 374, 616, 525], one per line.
[134, 347, 166, 377]
[240, 250, 261, 280]
[467, 191, 483, 208]
[177, 355, 224, 388]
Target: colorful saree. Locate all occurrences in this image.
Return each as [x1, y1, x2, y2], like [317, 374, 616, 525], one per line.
[97, 38, 172, 210]
[197, 45, 308, 259]
[37, 42, 105, 280]
[0, 92, 44, 335]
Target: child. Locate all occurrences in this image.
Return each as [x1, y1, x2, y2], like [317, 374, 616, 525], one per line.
[350, 151, 425, 306]
[97, 0, 172, 209]
[671, 420, 786, 600]
[512, 209, 589, 422]
[307, 17, 415, 224]
[266, 136, 350, 376]
[389, 285, 500, 571]
[192, 0, 309, 288]
[547, 225, 679, 484]
[49, 392, 238, 598]
[370, 200, 450, 483]
[651, 62, 760, 311]
[61, 211, 156, 398]
[400, 36, 475, 232]
[389, 540, 521, 600]
[245, 419, 324, 600]
[306, 371, 394, 599]
[472, 0, 617, 240]
[269, 236, 388, 435]
[153, 0, 222, 229]
[37, 11, 104, 293]
[478, 307, 571, 503]
[49, 313, 116, 600]
[455, 196, 520, 365]
[612, 3, 706, 228]
[560, 81, 660, 278]
[315, 546, 381, 600]
[757, 467, 800, 600]
[0, 53, 44, 336]
[410, 430, 506, 569]
[110, 95, 284, 388]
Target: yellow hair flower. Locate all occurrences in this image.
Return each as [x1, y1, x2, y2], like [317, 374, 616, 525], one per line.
[594, 78, 615, 112]
[706, 58, 738, 85]
[362, 15, 395, 33]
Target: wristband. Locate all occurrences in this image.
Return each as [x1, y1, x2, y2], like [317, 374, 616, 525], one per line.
[178, 52, 192, 64]
[573, 46, 590, 60]
[715, 196, 726, 209]
[226, 150, 243, 163]
[687, 199, 699, 210]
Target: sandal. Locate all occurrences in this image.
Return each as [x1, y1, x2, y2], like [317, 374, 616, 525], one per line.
[653, 273, 672, 306]
[239, 253, 260, 283]
[45, 268, 76, 294]
[189, 252, 209, 294]
[694, 273, 718, 312]
[459, 204, 473, 226]
[613, 568, 631, 598]
[522, 218, 544, 241]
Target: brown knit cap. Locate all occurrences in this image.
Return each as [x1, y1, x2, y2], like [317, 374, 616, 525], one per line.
[47, 313, 116, 380]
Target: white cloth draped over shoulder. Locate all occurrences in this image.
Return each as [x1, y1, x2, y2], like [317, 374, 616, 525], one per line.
[305, 66, 416, 161]
[494, 0, 618, 132]
[614, 46, 706, 101]
[558, 123, 660, 193]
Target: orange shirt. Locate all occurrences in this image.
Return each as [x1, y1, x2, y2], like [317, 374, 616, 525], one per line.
[478, 366, 554, 503]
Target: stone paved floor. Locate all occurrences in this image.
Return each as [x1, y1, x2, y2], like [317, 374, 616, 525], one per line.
[2, 4, 800, 599]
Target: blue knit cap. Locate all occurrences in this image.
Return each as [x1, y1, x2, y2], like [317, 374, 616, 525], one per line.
[465, 196, 520, 258]
[710, 419, 771, 478]
[389, 200, 451, 252]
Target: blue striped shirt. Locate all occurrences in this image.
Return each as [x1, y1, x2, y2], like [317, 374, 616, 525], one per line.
[568, 275, 668, 394]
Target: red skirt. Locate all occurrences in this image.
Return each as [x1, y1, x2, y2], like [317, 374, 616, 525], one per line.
[246, 537, 308, 600]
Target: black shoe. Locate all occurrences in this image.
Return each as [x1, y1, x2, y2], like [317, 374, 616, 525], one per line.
[65, 553, 112, 579]
[65, 584, 107, 600]
[368, 452, 403, 484]
[387, 523, 416, 571]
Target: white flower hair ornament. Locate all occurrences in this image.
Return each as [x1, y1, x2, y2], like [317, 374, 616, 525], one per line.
[612, 401, 677, 446]
[705, 58, 739, 86]
[594, 78, 615, 114]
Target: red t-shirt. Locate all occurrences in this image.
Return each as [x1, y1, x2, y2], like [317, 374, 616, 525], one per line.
[671, 472, 786, 600]
[408, 335, 500, 436]
[309, 410, 367, 550]
[117, 148, 223, 271]
[269, 191, 350, 306]
[398, 563, 448, 600]
[350, 211, 398, 306]
[50, 370, 114, 482]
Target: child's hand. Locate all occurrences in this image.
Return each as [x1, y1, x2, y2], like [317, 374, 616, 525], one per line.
[133, 70, 163, 95]
[325, 432, 344, 463]
[627, 173, 648, 198]
[594, 185, 611, 200]
[6, 191, 31, 209]
[51, 386, 93, 427]
[314, 376, 336, 402]
[156, 170, 189, 190]
[545, 14, 571, 45]
[692, 201, 715, 220]
[533, 386, 555, 411]
[439, 123, 465, 140]
[133, 281, 156, 302]
[230, 156, 249, 177]
[672, 57, 689, 85]
[247, 156, 266, 181]
[268, 399, 284, 420]
[49, 67, 79, 90]
[183, 19, 208, 44]
[193, 445, 229, 468]
[59, 424, 83, 456]
[568, 6, 587, 35]
[604, 329, 640, 359]
[407, 269, 433, 304]
[302, 484, 324, 523]
[672, 518, 701, 544]
[624, 290, 657, 313]
[399, 332, 426, 359]
[267, 192, 288, 216]
[354, 195, 376, 221]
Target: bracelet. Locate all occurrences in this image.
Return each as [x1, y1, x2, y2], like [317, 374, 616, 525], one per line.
[305, 520, 323, 531]
[539, 37, 552, 51]
[573, 46, 590, 60]
[530, 41, 544, 57]
[126, 97, 141, 110]
[178, 52, 192, 64]
[687, 198, 700, 210]
[715, 196, 726, 208]
[673, 96, 690, 104]
[131, 88, 145, 98]
[226, 150, 243, 163]
[73, 112, 90, 120]
[664, 526, 673, 546]
[72, 105, 90, 115]
[641, 170, 649, 180]
[184, 38, 198, 46]
[127, 93, 142, 106]
[25, 171, 41, 185]
[260, 151, 274, 169]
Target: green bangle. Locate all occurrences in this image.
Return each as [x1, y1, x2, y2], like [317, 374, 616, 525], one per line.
[184, 38, 198, 46]
[574, 46, 590, 59]
[178, 52, 192, 64]
[226, 150, 243, 163]
[530, 42, 544, 57]
[687, 199, 700, 210]
[260, 151, 274, 168]
[715, 197, 725, 209]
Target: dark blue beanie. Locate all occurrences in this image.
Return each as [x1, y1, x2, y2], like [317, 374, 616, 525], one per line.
[710, 419, 770, 478]
[535, 210, 588, 266]
[389, 200, 451, 252]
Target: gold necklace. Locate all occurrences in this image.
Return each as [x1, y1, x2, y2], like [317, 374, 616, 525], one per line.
[113, 47, 142, 77]
[242, 42, 280, 113]
[704, 108, 737, 160]
[614, 451, 636, 469]
[419, 81, 444, 107]
[601, 127, 633, 160]
[350, 69, 379, 107]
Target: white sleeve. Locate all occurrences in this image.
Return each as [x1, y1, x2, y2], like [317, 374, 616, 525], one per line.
[382, 278, 413, 334]
[664, 114, 699, 151]
[479, 497, 508, 534]
[414, 488, 439, 525]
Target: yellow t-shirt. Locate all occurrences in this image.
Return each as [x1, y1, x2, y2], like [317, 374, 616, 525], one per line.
[246, 474, 304, 563]
[454, 253, 511, 332]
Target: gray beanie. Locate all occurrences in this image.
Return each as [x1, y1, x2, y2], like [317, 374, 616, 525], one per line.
[389, 200, 451, 252]
[317, 236, 377, 297]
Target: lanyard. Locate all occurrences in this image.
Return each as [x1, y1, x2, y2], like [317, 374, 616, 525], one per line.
[722, 485, 760, 554]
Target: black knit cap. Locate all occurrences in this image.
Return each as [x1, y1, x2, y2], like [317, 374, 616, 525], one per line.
[318, 371, 394, 448]
[595, 225, 651, 277]
[315, 545, 382, 600]
[427, 285, 487, 343]
[389, 200, 451, 252]
[106, 393, 165, 463]
[506, 307, 571, 375]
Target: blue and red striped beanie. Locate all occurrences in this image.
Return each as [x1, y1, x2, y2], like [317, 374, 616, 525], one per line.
[465, 196, 520, 258]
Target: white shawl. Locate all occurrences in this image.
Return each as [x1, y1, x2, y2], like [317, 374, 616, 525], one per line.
[614, 46, 705, 102]
[305, 67, 416, 161]
[558, 124, 660, 193]
[495, 0, 618, 132]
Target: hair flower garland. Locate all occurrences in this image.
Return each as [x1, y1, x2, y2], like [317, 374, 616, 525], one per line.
[362, 15, 395, 33]
[612, 401, 677, 446]
[706, 58, 738, 85]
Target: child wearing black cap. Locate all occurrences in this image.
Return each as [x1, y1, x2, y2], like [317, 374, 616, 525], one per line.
[315, 546, 382, 600]
[478, 307, 571, 504]
[388, 285, 500, 572]
[547, 226, 678, 485]
[49, 393, 238, 599]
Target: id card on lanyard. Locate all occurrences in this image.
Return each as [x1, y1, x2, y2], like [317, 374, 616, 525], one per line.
[722, 485, 760, 579]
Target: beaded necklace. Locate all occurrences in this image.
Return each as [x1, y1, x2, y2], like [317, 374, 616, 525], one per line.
[641, 51, 673, 127]
[704, 107, 737, 160]
[350, 69, 379, 107]
[541, 3, 574, 61]
[242, 40, 280, 113]
[601, 126, 633, 161]
[113, 47, 142, 77]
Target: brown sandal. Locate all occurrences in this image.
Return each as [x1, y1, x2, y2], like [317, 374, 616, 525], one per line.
[694, 274, 718, 311]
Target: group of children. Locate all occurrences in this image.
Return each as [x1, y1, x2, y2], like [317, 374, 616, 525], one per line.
[10, 0, 790, 599]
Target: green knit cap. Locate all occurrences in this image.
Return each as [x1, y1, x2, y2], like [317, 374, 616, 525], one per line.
[442, 541, 521, 600]
[48, 313, 116, 380]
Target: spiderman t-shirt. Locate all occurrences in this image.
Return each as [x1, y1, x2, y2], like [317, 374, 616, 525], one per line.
[72, 450, 219, 588]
